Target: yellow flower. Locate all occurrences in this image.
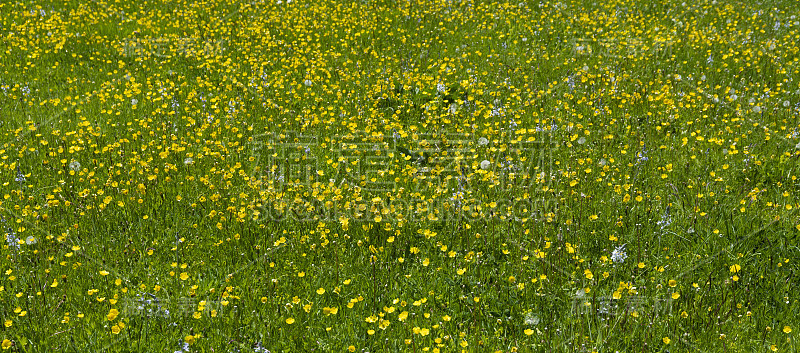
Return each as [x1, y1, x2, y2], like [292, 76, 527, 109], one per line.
[180, 272, 189, 281]
[671, 292, 680, 300]
[185, 335, 196, 345]
[322, 307, 338, 316]
[524, 329, 534, 335]
[106, 308, 119, 321]
[662, 337, 671, 344]
[286, 318, 295, 324]
[316, 287, 325, 295]
[111, 324, 121, 334]
[784, 326, 792, 333]
[668, 279, 677, 287]
[1, 339, 11, 349]
[730, 264, 741, 273]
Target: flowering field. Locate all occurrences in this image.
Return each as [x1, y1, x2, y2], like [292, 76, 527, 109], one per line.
[2, 0, 800, 351]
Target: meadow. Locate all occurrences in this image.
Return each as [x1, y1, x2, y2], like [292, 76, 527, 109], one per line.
[1, 0, 799, 351]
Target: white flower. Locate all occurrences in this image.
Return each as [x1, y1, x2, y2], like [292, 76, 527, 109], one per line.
[523, 312, 540, 325]
[184, 157, 194, 165]
[729, 94, 738, 101]
[752, 106, 761, 113]
[477, 137, 489, 146]
[303, 79, 312, 87]
[25, 236, 36, 245]
[784, 100, 791, 107]
[174, 340, 191, 353]
[449, 103, 459, 114]
[577, 137, 586, 145]
[795, 141, 800, 150]
[657, 212, 672, 230]
[254, 342, 271, 353]
[480, 160, 491, 170]
[69, 161, 81, 171]
[436, 83, 446, 93]
[6, 232, 20, 250]
[611, 244, 627, 264]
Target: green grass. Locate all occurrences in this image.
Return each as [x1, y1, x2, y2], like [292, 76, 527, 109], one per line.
[1, 0, 799, 352]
